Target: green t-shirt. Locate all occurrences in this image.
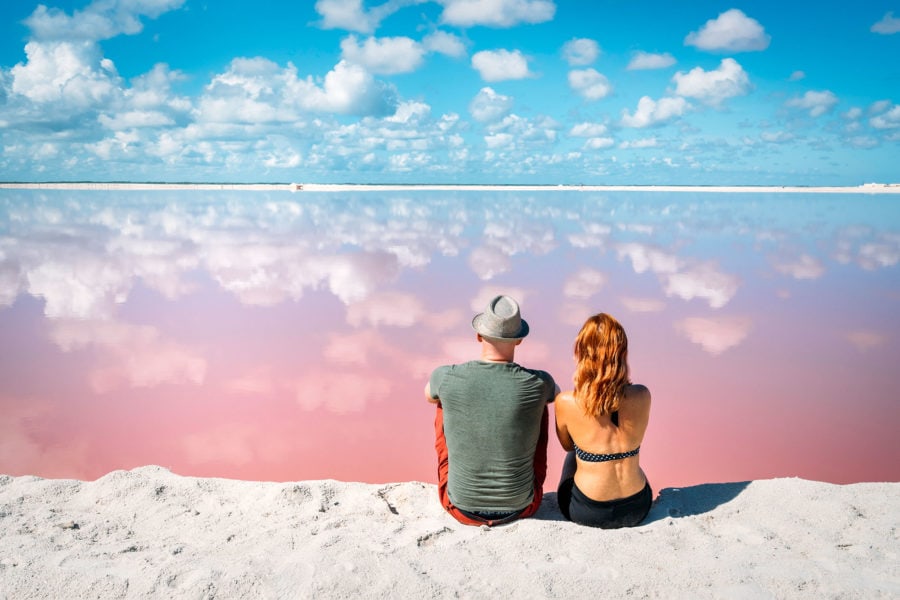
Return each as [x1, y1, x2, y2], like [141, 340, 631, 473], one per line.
[430, 360, 556, 512]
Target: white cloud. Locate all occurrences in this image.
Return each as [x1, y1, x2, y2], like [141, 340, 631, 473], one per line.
[871, 11, 900, 34]
[471, 49, 532, 81]
[439, 0, 556, 28]
[845, 330, 888, 351]
[832, 228, 900, 271]
[10, 41, 119, 107]
[569, 122, 607, 137]
[663, 263, 740, 308]
[346, 291, 425, 327]
[772, 254, 825, 279]
[484, 132, 515, 148]
[295, 370, 391, 413]
[422, 30, 467, 57]
[621, 96, 688, 128]
[616, 244, 738, 308]
[870, 104, 900, 129]
[786, 90, 839, 117]
[685, 9, 770, 52]
[627, 51, 675, 70]
[616, 243, 681, 274]
[869, 99, 892, 114]
[467, 214, 556, 279]
[88, 130, 138, 159]
[562, 38, 600, 66]
[562, 268, 607, 298]
[789, 70, 805, 81]
[385, 100, 431, 124]
[672, 58, 750, 106]
[469, 244, 511, 278]
[292, 59, 398, 116]
[389, 151, 431, 170]
[469, 86, 514, 122]
[760, 131, 794, 143]
[340, 35, 425, 74]
[557, 301, 593, 327]
[568, 68, 612, 100]
[24, 254, 132, 320]
[486, 113, 559, 144]
[584, 137, 615, 150]
[323, 329, 395, 368]
[314, 0, 420, 34]
[619, 297, 665, 313]
[674, 316, 752, 354]
[0, 260, 25, 308]
[322, 253, 402, 304]
[196, 58, 397, 125]
[619, 137, 658, 149]
[23, 0, 186, 42]
[195, 60, 293, 124]
[49, 318, 207, 392]
[846, 136, 879, 149]
[857, 239, 900, 270]
[98, 110, 174, 130]
[262, 148, 302, 168]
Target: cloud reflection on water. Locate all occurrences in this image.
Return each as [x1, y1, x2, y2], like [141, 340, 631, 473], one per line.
[0, 189, 898, 487]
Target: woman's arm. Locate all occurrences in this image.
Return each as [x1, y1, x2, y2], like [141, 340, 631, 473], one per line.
[554, 391, 575, 451]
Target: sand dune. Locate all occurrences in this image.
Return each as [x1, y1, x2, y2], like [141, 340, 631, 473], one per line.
[0, 466, 896, 599]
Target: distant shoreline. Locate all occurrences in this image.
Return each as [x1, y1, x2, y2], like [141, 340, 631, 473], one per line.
[1, 182, 899, 194]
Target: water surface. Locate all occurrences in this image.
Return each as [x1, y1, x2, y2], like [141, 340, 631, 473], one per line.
[1, 189, 898, 491]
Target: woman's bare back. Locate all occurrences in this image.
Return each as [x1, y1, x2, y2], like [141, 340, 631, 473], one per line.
[555, 383, 651, 501]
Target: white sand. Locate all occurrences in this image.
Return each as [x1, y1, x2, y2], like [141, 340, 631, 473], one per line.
[1, 182, 899, 193]
[0, 467, 896, 599]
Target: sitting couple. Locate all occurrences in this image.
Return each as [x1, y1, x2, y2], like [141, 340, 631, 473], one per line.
[426, 295, 652, 528]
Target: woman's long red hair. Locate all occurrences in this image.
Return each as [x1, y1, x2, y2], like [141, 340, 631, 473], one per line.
[573, 313, 631, 417]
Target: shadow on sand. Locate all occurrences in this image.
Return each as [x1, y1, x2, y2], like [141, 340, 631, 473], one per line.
[643, 481, 751, 524]
[531, 481, 751, 525]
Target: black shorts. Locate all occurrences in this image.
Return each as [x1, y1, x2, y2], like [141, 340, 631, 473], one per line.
[557, 478, 652, 529]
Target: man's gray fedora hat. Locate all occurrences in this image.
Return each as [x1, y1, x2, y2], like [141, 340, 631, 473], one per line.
[472, 295, 529, 341]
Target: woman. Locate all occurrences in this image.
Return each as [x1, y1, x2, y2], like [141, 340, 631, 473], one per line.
[555, 313, 652, 528]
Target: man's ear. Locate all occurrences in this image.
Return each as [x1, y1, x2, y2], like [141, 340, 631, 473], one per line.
[476, 333, 483, 342]
[515, 339, 523, 346]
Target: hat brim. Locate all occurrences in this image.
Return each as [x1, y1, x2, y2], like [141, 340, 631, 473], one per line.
[471, 314, 529, 341]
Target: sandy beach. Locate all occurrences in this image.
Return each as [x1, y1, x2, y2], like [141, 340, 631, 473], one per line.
[1, 466, 897, 599]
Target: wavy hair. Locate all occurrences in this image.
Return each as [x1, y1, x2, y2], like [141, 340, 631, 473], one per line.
[573, 313, 631, 417]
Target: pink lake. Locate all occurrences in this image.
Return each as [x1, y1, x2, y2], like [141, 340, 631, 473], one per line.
[1, 189, 898, 494]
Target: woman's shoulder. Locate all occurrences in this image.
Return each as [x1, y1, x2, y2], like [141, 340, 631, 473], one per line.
[554, 390, 578, 412]
[555, 389, 576, 402]
[624, 383, 650, 399]
[620, 384, 651, 417]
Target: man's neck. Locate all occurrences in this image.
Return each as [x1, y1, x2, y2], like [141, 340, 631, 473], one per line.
[480, 343, 516, 363]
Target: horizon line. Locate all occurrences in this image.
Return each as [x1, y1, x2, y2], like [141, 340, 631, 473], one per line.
[1, 182, 899, 194]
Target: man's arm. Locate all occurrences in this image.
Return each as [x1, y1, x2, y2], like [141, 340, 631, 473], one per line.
[424, 382, 439, 404]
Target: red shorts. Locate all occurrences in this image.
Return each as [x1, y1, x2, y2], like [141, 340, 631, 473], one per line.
[434, 404, 548, 527]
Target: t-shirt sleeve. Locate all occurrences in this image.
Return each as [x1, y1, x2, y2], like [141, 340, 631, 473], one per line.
[540, 370, 557, 403]
[429, 365, 450, 400]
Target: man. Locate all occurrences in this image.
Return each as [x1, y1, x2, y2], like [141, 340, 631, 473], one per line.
[425, 295, 557, 526]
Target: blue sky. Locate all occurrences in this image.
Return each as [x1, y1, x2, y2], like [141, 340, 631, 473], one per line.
[0, 0, 898, 184]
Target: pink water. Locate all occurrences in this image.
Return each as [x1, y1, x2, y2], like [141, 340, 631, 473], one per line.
[1, 190, 898, 493]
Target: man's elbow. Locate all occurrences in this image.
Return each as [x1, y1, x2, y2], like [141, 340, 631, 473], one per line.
[424, 383, 438, 403]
